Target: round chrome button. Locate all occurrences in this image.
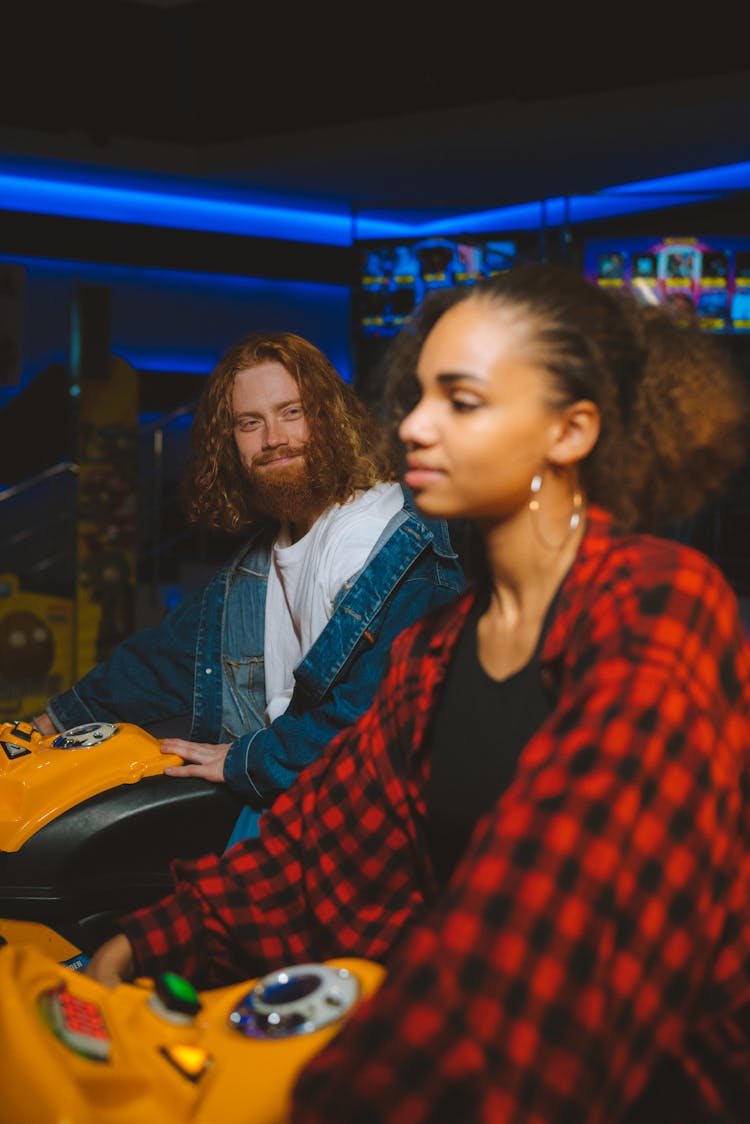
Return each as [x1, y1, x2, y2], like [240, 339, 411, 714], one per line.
[51, 722, 120, 749]
[229, 964, 360, 1039]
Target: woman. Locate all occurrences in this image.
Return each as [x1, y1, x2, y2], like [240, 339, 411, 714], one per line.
[86, 265, 750, 1121]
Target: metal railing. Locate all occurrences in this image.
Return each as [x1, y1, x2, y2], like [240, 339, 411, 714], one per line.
[0, 401, 202, 603]
[0, 461, 79, 595]
[137, 399, 198, 591]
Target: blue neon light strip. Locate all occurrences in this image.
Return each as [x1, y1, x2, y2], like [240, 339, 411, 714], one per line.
[0, 160, 748, 243]
[390, 161, 750, 237]
[602, 162, 750, 195]
[412, 190, 720, 238]
[0, 251, 349, 293]
[0, 172, 357, 245]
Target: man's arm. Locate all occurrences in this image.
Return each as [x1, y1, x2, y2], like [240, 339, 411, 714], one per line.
[43, 589, 204, 731]
[222, 567, 461, 805]
[162, 553, 463, 797]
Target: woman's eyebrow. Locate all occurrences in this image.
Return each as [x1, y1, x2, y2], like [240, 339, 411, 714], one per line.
[435, 371, 484, 385]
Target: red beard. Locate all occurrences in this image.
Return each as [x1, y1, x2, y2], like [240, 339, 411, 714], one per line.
[243, 451, 326, 525]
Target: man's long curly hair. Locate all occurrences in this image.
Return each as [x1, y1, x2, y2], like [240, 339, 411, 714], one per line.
[183, 331, 398, 534]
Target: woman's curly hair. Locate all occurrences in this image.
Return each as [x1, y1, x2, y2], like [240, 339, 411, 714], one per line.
[183, 331, 398, 534]
[380, 265, 750, 533]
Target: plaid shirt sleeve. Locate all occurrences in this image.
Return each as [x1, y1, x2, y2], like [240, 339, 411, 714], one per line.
[117, 607, 447, 987]
[290, 546, 750, 1122]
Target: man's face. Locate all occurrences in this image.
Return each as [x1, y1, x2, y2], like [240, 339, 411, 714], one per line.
[232, 360, 309, 474]
[232, 360, 320, 527]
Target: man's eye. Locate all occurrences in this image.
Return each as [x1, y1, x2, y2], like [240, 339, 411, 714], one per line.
[284, 406, 303, 419]
[237, 419, 259, 431]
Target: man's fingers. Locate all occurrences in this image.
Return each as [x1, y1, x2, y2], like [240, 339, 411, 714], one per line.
[164, 763, 204, 778]
[161, 741, 206, 764]
[161, 738, 194, 755]
[160, 741, 228, 783]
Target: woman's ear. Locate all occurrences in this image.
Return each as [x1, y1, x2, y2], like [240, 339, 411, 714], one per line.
[548, 400, 600, 466]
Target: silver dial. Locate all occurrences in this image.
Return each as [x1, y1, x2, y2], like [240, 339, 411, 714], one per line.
[51, 722, 120, 749]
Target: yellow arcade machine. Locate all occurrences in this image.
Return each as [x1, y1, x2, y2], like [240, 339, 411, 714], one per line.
[0, 719, 243, 956]
[0, 941, 384, 1124]
[0, 721, 385, 1122]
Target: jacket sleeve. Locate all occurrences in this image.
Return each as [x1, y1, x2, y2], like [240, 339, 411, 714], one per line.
[45, 589, 204, 730]
[290, 571, 750, 1122]
[222, 553, 463, 804]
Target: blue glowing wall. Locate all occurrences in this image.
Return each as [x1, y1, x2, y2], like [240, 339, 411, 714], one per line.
[0, 256, 352, 412]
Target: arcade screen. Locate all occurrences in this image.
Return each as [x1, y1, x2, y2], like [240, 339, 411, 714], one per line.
[353, 234, 522, 397]
[356, 235, 518, 343]
[584, 235, 750, 334]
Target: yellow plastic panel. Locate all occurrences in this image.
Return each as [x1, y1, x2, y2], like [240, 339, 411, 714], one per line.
[0, 944, 384, 1124]
[0, 919, 81, 961]
[0, 721, 183, 851]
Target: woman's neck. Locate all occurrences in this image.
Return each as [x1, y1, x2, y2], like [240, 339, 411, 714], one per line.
[473, 510, 584, 680]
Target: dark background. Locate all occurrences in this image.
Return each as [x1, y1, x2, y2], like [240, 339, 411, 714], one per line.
[2, 0, 749, 216]
[2, 1, 749, 599]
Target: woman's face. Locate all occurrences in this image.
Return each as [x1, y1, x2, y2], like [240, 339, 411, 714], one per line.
[399, 298, 565, 524]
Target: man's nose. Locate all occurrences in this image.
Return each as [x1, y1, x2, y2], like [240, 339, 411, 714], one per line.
[263, 419, 289, 447]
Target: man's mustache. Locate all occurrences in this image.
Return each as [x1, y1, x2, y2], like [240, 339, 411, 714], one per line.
[252, 447, 307, 467]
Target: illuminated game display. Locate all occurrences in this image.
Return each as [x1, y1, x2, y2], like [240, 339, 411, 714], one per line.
[584, 235, 750, 333]
[356, 235, 518, 344]
[353, 233, 528, 399]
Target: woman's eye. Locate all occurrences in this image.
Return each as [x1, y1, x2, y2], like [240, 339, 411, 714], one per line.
[451, 398, 480, 412]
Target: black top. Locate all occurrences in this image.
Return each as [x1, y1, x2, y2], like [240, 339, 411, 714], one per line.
[424, 594, 554, 885]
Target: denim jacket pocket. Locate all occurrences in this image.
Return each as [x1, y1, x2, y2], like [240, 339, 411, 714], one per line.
[221, 654, 266, 741]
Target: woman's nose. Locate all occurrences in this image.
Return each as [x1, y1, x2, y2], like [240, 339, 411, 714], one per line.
[399, 403, 429, 446]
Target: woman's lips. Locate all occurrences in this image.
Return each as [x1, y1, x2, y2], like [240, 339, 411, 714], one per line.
[403, 465, 444, 489]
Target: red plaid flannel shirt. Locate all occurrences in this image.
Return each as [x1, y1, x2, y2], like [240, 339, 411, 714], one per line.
[121, 509, 750, 1122]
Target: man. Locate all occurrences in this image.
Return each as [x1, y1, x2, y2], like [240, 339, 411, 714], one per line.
[35, 331, 463, 842]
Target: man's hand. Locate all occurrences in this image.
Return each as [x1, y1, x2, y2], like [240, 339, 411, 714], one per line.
[83, 934, 136, 988]
[161, 739, 231, 783]
[32, 713, 55, 736]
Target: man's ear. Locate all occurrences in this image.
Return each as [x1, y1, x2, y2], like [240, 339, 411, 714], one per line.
[548, 400, 600, 467]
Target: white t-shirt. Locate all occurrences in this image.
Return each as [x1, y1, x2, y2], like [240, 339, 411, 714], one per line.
[263, 482, 403, 722]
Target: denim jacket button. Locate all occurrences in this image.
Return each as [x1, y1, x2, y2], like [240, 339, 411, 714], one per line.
[205, 667, 212, 675]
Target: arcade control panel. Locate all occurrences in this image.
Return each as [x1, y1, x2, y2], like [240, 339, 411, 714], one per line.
[0, 719, 183, 851]
[0, 719, 244, 954]
[0, 943, 384, 1123]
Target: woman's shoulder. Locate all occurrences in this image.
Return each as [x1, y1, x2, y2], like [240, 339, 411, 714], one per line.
[601, 527, 735, 604]
[580, 508, 734, 596]
[566, 510, 746, 656]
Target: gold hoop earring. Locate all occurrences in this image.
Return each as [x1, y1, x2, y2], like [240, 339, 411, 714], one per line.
[528, 472, 584, 550]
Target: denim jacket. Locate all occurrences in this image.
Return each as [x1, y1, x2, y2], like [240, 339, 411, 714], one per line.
[47, 486, 464, 815]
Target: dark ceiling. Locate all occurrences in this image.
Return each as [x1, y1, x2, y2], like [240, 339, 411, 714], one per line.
[3, 0, 750, 214]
